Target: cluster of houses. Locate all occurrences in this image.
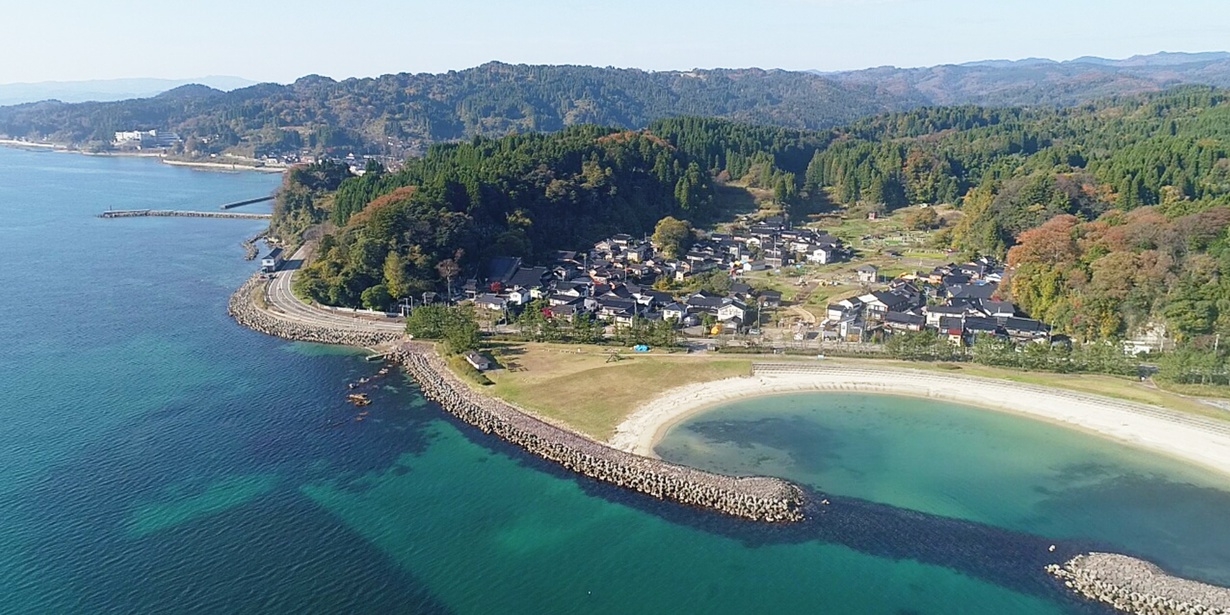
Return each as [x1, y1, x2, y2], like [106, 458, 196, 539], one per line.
[462, 218, 837, 332]
[825, 258, 1051, 345]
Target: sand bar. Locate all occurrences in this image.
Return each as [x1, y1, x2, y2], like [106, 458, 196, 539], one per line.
[609, 364, 1230, 478]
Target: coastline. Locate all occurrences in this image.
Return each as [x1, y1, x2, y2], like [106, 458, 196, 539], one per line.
[0, 140, 286, 173]
[609, 365, 1230, 480]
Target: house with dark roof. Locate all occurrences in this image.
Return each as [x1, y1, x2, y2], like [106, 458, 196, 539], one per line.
[757, 289, 782, 308]
[486, 257, 522, 285]
[885, 311, 926, 332]
[923, 305, 968, 328]
[464, 351, 492, 371]
[474, 294, 508, 311]
[662, 302, 688, 322]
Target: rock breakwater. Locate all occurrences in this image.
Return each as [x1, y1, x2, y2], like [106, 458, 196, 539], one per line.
[227, 275, 402, 347]
[227, 275, 804, 522]
[391, 344, 805, 523]
[1048, 553, 1230, 614]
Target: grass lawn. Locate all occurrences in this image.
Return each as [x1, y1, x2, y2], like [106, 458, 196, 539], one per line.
[478, 343, 753, 439]
[441, 344, 1230, 444]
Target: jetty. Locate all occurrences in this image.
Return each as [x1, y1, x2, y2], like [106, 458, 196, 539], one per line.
[1049, 553, 1230, 614]
[100, 209, 272, 220]
[220, 195, 274, 210]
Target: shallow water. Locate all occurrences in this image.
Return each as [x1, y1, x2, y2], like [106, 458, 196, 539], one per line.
[1, 146, 1222, 613]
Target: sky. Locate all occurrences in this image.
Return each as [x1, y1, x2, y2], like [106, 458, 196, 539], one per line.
[2, 0, 1229, 84]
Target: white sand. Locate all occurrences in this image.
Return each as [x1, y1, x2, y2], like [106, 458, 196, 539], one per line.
[609, 364, 1230, 477]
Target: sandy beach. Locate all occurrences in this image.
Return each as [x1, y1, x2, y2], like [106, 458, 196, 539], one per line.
[609, 364, 1230, 477]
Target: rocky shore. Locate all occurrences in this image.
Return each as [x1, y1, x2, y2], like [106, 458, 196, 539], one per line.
[1048, 553, 1230, 614]
[227, 275, 804, 522]
[389, 343, 805, 522]
[227, 275, 402, 348]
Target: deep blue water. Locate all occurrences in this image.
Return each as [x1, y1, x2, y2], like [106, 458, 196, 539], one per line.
[2, 147, 1228, 614]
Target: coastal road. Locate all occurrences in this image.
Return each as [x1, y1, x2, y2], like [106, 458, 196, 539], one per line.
[262, 244, 407, 335]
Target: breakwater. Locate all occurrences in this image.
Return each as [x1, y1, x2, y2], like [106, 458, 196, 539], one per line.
[391, 344, 804, 522]
[227, 275, 403, 348]
[220, 195, 274, 210]
[100, 209, 272, 220]
[1049, 553, 1230, 614]
[241, 231, 268, 260]
[227, 274, 803, 522]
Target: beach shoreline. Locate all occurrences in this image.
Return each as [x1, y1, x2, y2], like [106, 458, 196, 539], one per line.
[610, 364, 1230, 479]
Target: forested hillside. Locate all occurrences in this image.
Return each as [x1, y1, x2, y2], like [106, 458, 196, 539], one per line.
[805, 87, 1230, 343]
[0, 63, 915, 157]
[824, 52, 1230, 107]
[289, 125, 718, 308]
[275, 86, 1230, 351]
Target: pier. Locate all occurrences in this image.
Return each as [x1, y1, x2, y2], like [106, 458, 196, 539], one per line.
[100, 209, 272, 220]
[219, 195, 275, 210]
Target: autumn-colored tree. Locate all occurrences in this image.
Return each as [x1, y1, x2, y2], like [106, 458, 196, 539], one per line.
[652, 216, 693, 260]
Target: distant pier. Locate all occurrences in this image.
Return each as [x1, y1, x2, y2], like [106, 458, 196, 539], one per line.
[219, 195, 275, 210]
[100, 209, 272, 220]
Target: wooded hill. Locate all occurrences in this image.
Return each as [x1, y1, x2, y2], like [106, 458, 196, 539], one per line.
[0, 63, 913, 157]
[803, 87, 1230, 344]
[288, 125, 719, 308]
[5, 53, 1230, 158]
[281, 88, 1230, 352]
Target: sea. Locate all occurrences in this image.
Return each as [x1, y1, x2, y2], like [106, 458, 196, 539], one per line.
[2, 146, 1229, 614]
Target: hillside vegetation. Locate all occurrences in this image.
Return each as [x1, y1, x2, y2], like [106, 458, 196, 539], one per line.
[276, 88, 1230, 362]
[0, 63, 913, 156]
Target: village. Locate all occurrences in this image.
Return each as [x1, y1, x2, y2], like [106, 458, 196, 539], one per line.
[455, 213, 1053, 352]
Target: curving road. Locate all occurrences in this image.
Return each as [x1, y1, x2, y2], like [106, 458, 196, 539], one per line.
[262, 244, 407, 334]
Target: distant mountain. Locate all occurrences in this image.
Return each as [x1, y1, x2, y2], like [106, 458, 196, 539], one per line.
[0, 62, 924, 155]
[3, 53, 1230, 158]
[820, 51, 1230, 107]
[0, 76, 257, 106]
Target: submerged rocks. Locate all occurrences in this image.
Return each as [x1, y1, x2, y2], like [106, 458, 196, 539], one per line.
[390, 343, 806, 523]
[1048, 553, 1230, 614]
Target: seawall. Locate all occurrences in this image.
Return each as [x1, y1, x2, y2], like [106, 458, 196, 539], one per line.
[1049, 553, 1230, 614]
[227, 275, 402, 347]
[391, 344, 804, 523]
[101, 209, 272, 220]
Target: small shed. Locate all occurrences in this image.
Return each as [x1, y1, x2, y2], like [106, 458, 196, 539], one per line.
[464, 351, 492, 371]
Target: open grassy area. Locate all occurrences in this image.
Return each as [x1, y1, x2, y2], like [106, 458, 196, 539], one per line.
[479, 343, 753, 439]
[439, 343, 1230, 446]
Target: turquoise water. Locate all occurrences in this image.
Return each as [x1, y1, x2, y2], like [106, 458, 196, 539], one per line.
[1, 146, 1226, 613]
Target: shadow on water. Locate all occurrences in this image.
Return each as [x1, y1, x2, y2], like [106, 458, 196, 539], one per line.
[14, 489, 452, 615]
[6, 366, 453, 614]
[433, 404, 1120, 614]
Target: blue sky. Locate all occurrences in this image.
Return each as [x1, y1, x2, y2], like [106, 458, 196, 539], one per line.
[3, 0, 1228, 83]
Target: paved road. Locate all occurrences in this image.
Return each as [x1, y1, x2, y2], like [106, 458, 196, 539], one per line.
[263, 244, 407, 334]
